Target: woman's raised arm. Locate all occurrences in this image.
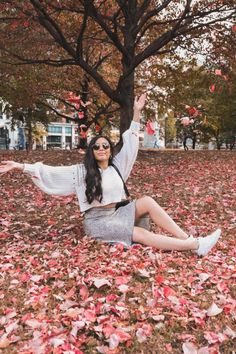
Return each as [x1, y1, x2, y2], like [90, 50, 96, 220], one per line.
[112, 93, 147, 181]
[133, 93, 147, 123]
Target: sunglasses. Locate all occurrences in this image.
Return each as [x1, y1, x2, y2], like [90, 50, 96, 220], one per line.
[92, 142, 110, 151]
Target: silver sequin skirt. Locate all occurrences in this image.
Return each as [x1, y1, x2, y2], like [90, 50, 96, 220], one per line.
[83, 200, 150, 247]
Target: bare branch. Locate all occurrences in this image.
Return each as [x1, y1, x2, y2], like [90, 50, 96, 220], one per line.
[37, 99, 76, 121]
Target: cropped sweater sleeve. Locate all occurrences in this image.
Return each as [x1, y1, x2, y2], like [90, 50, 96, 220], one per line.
[23, 162, 79, 196]
[112, 120, 140, 181]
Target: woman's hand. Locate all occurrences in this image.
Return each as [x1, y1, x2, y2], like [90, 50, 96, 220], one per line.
[134, 93, 147, 111]
[0, 161, 23, 174]
[133, 93, 147, 122]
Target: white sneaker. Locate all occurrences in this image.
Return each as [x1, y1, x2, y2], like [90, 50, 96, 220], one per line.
[196, 229, 221, 256]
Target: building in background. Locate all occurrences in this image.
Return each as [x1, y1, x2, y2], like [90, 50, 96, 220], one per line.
[42, 121, 78, 150]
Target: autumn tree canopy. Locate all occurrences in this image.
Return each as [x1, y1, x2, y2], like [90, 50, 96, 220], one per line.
[0, 0, 235, 134]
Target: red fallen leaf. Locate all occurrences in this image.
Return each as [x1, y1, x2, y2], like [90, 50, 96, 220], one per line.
[205, 195, 214, 203]
[115, 276, 131, 286]
[66, 308, 81, 319]
[0, 220, 12, 227]
[204, 331, 227, 344]
[102, 324, 116, 338]
[181, 117, 190, 126]
[109, 329, 132, 348]
[153, 287, 162, 298]
[21, 313, 33, 322]
[47, 219, 56, 225]
[106, 294, 119, 302]
[165, 343, 173, 352]
[155, 275, 165, 284]
[10, 21, 18, 29]
[187, 107, 199, 117]
[59, 299, 78, 311]
[209, 84, 215, 93]
[223, 304, 232, 315]
[179, 298, 188, 305]
[109, 243, 124, 253]
[95, 124, 101, 132]
[79, 285, 89, 301]
[84, 309, 97, 322]
[163, 286, 176, 298]
[178, 334, 196, 341]
[64, 287, 76, 299]
[19, 273, 30, 282]
[232, 24, 236, 32]
[78, 111, 84, 119]
[0, 337, 10, 348]
[136, 324, 153, 343]
[61, 344, 84, 353]
[215, 69, 222, 76]
[217, 281, 228, 293]
[47, 259, 59, 267]
[67, 96, 81, 103]
[114, 329, 131, 341]
[0, 232, 10, 239]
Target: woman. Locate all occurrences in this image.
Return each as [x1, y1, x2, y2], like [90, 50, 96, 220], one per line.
[0, 94, 220, 256]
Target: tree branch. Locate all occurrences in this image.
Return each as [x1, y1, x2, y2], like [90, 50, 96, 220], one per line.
[85, 0, 128, 57]
[29, 0, 76, 58]
[75, 6, 88, 58]
[135, 0, 172, 36]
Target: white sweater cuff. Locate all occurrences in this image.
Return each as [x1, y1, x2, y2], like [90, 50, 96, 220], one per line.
[130, 121, 140, 131]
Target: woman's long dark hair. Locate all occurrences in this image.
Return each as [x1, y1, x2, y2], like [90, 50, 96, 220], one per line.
[84, 135, 114, 204]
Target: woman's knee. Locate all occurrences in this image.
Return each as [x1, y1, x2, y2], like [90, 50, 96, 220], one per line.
[135, 196, 154, 218]
[132, 226, 148, 243]
[138, 196, 154, 206]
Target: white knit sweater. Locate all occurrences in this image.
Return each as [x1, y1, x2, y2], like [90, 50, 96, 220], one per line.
[24, 121, 140, 212]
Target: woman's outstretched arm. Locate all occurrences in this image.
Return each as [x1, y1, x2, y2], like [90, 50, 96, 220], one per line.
[0, 160, 24, 173]
[0, 160, 78, 196]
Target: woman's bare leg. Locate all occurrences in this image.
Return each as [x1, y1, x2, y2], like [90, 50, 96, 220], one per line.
[135, 196, 189, 239]
[133, 226, 198, 251]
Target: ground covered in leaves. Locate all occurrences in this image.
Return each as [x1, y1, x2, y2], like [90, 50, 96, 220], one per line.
[0, 149, 235, 354]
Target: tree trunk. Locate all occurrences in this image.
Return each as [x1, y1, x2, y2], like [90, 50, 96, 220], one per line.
[27, 120, 33, 150]
[119, 3, 136, 136]
[192, 134, 196, 149]
[77, 77, 89, 149]
[119, 76, 135, 135]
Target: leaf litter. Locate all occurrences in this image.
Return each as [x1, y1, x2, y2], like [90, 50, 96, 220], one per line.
[0, 150, 235, 353]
